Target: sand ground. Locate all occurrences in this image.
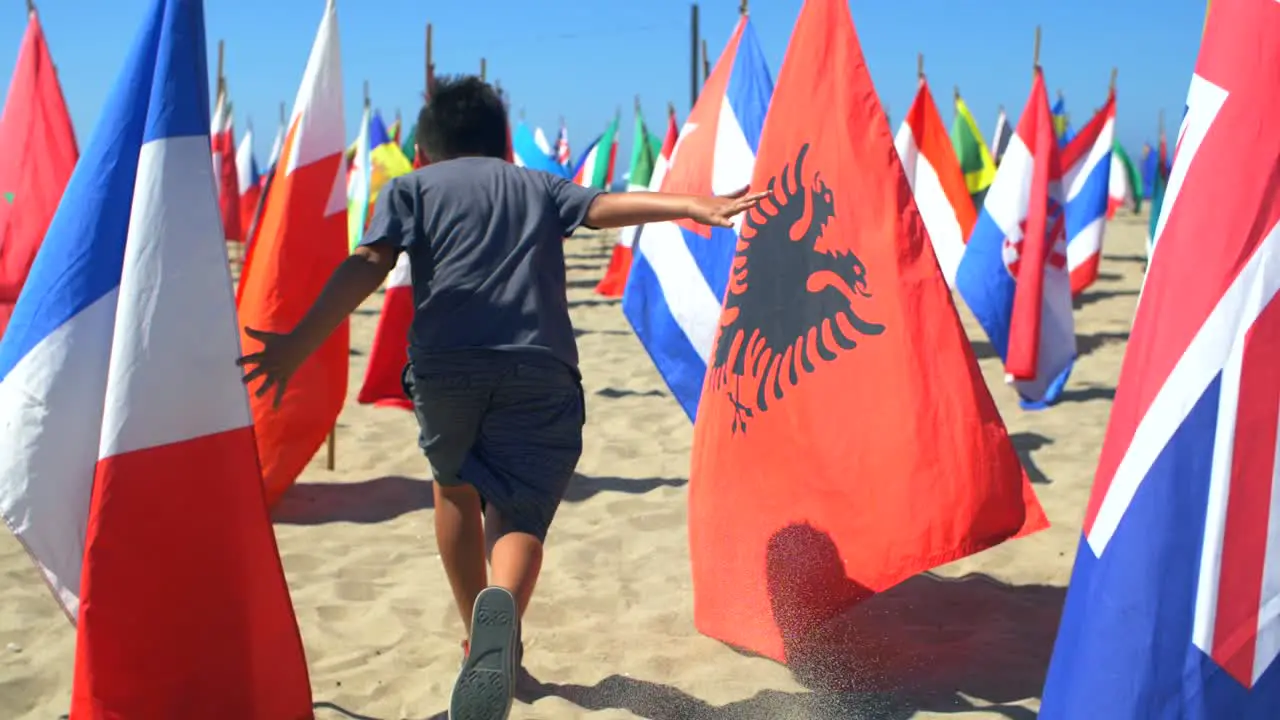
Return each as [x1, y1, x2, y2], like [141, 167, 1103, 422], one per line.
[0, 211, 1150, 719]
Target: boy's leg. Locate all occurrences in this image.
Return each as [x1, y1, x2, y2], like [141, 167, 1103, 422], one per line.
[435, 482, 489, 638]
[470, 358, 585, 616]
[449, 356, 582, 718]
[404, 361, 495, 639]
[484, 505, 543, 617]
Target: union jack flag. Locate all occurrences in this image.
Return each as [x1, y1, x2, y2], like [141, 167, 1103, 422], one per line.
[1041, 1, 1280, 716]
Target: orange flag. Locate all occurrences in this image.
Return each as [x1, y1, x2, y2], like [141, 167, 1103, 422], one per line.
[688, 0, 1049, 664]
[894, 77, 976, 287]
[237, 0, 347, 506]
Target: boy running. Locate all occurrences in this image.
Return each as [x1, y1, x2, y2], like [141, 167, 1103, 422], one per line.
[237, 75, 762, 720]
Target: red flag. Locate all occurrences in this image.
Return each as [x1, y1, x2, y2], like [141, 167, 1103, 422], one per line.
[237, 0, 347, 506]
[356, 254, 413, 410]
[0, 7, 77, 338]
[1005, 70, 1061, 380]
[688, 0, 1048, 665]
[595, 109, 680, 297]
[211, 86, 242, 243]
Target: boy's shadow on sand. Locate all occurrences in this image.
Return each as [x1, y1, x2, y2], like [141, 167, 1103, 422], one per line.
[521, 522, 1062, 720]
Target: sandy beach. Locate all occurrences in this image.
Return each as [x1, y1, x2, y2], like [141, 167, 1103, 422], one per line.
[0, 211, 1148, 720]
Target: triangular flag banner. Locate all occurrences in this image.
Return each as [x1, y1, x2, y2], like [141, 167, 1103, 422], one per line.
[236, 0, 348, 506]
[0, 0, 312, 715]
[1041, 0, 1280, 713]
[688, 0, 1048, 665]
[894, 77, 976, 287]
[0, 6, 78, 338]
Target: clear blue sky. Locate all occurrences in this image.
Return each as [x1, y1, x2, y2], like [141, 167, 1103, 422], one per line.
[3, 0, 1206, 169]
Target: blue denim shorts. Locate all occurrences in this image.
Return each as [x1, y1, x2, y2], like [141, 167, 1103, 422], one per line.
[402, 350, 585, 541]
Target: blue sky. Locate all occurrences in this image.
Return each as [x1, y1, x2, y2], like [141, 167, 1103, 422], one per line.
[4, 0, 1205, 169]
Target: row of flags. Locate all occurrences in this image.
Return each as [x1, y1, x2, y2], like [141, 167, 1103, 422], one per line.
[1, 0, 1274, 716]
[585, 0, 1277, 714]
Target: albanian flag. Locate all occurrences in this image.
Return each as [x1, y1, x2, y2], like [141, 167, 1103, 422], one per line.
[688, 0, 1049, 665]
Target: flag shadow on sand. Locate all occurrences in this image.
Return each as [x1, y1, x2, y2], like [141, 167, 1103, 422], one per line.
[272, 473, 687, 525]
[272, 476, 434, 525]
[524, 523, 1062, 720]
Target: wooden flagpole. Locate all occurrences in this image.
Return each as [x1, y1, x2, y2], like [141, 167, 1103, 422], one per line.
[426, 23, 435, 96]
[1033, 25, 1041, 73]
[689, 3, 699, 107]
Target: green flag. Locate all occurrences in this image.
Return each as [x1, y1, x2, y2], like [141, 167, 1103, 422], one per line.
[951, 94, 997, 209]
[1112, 142, 1143, 213]
[625, 109, 657, 192]
[401, 122, 417, 163]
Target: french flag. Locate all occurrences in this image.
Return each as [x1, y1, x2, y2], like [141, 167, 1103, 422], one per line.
[955, 67, 1076, 409]
[0, 0, 311, 715]
[1041, 1, 1280, 714]
[621, 14, 773, 419]
[1061, 93, 1115, 296]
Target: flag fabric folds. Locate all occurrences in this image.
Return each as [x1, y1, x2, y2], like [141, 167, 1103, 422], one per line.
[596, 105, 665, 297]
[236, 0, 348, 507]
[243, 117, 285, 252]
[955, 68, 1077, 409]
[1062, 94, 1116, 296]
[620, 15, 774, 420]
[356, 251, 413, 410]
[991, 106, 1013, 165]
[368, 110, 412, 206]
[952, 93, 996, 209]
[554, 121, 571, 167]
[236, 125, 261, 237]
[346, 104, 371, 251]
[0, 6, 78, 340]
[895, 77, 977, 287]
[571, 116, 619, 190]
[1108, 141, 1141, 218]
[1041, 2, 1280, 714]
[688, 0, 1047, 663]
[1052, 92, 1075, 147]
[0, 0, 311, 715]
[1146, 133, 1172, 257]
[211, 81, 241, 242]
[512, 121, 570, 177]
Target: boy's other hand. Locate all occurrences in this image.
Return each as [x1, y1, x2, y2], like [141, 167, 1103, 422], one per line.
[688, 187, 768, 228]
[237, 327, 308, 409]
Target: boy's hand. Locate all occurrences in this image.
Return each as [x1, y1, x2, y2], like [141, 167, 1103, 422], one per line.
[688, 187, 768, 228]
[237, 327, 309, 409]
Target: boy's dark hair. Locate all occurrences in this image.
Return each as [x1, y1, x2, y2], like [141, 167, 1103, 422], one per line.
[416, 75, 508, 162]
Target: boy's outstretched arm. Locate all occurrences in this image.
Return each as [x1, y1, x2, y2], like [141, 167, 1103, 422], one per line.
[585, 187, 767, 230]
[238, 243, 396, 406]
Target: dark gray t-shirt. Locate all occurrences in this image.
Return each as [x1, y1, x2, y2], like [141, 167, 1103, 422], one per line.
[360, 157, 603, 370]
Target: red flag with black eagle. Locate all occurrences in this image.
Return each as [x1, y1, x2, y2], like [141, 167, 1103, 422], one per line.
[688, 0, 1049, 664]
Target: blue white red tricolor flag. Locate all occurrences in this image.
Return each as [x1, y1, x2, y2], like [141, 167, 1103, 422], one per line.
[1041, 1, 1280, 715]
[1061, 93, 1114, 296]
[955, 68, 1075, 409]
[621, 15, 773, 419]
[0, 0, 311, 715]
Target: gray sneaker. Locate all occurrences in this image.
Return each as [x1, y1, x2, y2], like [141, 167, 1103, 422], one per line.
[450, 587, 520, 720]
